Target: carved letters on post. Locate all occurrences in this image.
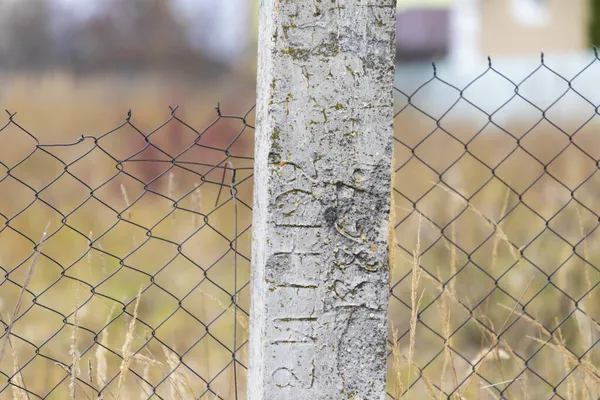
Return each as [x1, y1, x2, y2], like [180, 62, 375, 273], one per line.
[250, 1, 395, 398]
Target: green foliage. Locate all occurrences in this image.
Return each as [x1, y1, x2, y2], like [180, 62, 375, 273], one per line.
[590, 0, 600, 46]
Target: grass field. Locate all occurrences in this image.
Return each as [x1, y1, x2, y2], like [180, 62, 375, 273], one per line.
[388, 87, 600, 399]
[0, 73, 255, 399]
[0, 71, 599, 399]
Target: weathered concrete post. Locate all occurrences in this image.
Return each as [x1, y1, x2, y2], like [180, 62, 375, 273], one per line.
[249, 1, 396, 399]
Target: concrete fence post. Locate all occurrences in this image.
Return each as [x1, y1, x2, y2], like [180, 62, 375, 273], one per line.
[249, 1, 396, 399]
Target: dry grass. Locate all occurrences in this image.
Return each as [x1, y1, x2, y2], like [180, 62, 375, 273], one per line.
[96, 304, 115, 392]
[7, 315, 27, 400]
[0, 72, 254, 398]
[406, 215, 424, 397]
[0, 221, 50, 366]
[117, 286, 142, 396]
[1, 71, 599, 399]
[389, 117, 600, 398]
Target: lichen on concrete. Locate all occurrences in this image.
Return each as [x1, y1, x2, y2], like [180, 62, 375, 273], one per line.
[249, 1, 396, 399]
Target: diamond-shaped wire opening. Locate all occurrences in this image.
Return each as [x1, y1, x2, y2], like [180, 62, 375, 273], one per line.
[496, 258, 549, 304]
[439, 99, 491, 143]
[466, 123, 518, 169]
[441, 153, 492, 200]
[517, 65, 570, 112]
[494, 146, 545, 194]
[490, 94, 543, 139]
[574, 171, 600, 217]
[524, 284, 577, 333]
[523, 228, 574, 276]
[0, 105, 255, 398]
[548, 200, 597, 247]
[544, 89, 597, 134]
[0, 123, 38, 168]
[442, 205, 496, 255]
[418, 236, 469, 283]
[413, 128, 466, 177]
[460, 69, 516, 116]
[394, 157, 439, 203]
[552, 256, 600, 302]
[569, 57, 600, 104]
[10, 354, 71, 399]
[497, 202, 546, 250]
[519, 119, 570, 166]
[393, 107, 438, 150]
[547, 144, 599, 191]
[414, 184, 465, 230]
[571, 114, 600, 160]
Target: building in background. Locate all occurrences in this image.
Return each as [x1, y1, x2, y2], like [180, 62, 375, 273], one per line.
[398, 0, 588, 70]
[175, 0, 251, 67]
[479, 0, 587, 56]
[396, 0, 593, 124]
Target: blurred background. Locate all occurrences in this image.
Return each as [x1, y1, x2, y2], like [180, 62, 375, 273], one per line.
[1, 0, 600, 398]
[0, 0, 599, 127]
[0, 0, 599, 132]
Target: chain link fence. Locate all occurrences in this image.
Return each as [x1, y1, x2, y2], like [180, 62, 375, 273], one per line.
[2, 55, 600, 399]
[0, 105, 254, 398]
[388, 55, 600, 399]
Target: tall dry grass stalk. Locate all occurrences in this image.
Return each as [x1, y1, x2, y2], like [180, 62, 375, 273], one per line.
[7, 314, 28, 400]
[506, 303, 600, 394]
[556, 322, 576, 400]
[168, 171, 175, 200]
[527, 335, 600, 386]
[88, 359, 93, 386]
[163, 346, 191, 399]
[406, 214, 424, 398]
[120, 184, 132, 220]
[389, 174, 397, 275]
[437, 288, 459, 400]
[439, 198, 461, 399]
[0, 221, 50, 365]
[96, 304, 116, 390]
[69, 275, 81, 399]
[459, 277, 532, 395]
[576, 206, 596, 366]
[117, 286, 143, 396]
[87, 231, 94, 265]
[434, 183, 519, 261]
[491, 187, 511, 269]
[192, 182, 202, 229]
[482, 186, 512, 314]
[133, 348, 197, 399]
[120, 183, 137, 248]
[98, 243, 108, 275]
[401, 193, 522, 398]
[140, 361, 152, 400]
[391, 327, 405, 398]
[447, 202, 458, 295]
[168, 171, 176, 221]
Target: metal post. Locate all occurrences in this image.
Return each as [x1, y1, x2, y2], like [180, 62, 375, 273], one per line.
[249, 1, 396, 398]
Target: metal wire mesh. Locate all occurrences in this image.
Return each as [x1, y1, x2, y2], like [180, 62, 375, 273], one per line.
[3, 53, 600, 400]
[388, 54, 600, 399]
[0, 105, 255, 398]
